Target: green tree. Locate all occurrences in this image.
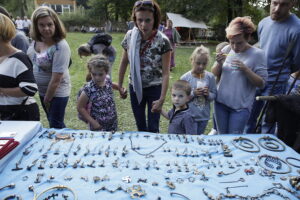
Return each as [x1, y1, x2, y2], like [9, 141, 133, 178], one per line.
[87, 0, 133, 22]
[0, 0, 34, 17]
[76, 0, 90, 9]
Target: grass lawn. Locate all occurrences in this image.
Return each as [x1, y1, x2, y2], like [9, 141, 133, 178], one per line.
[38, 32, 217, 134]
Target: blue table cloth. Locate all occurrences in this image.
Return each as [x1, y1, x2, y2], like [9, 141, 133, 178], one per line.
[0, 128, 299, 200]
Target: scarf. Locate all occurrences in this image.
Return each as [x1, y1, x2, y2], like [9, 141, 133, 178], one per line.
[128, 27, 143, 104]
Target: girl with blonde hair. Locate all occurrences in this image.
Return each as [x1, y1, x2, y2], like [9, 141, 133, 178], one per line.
[181, 45, 217, 134]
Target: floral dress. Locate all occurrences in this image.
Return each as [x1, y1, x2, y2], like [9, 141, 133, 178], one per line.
[83, 77, 117, 131]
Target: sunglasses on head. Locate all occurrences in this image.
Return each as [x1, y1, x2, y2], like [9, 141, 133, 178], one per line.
[134, 0, 154, 7]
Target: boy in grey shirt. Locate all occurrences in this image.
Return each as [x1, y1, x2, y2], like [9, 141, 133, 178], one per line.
[161, 80, 198, 135]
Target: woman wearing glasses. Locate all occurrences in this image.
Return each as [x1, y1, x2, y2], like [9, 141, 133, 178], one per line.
[118, 0, 172, 133]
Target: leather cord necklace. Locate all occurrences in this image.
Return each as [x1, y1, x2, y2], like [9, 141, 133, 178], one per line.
[129, 135, 167, 158]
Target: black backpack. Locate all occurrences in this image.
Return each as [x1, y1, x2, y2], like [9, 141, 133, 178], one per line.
[88, 33, 112, 47]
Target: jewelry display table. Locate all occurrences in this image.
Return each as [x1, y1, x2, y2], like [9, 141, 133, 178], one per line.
[0, 128, 299, 200]
[0, 121, 42, 173]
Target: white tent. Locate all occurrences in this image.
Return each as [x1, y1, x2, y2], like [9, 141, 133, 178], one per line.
[166, 12, 207, 29]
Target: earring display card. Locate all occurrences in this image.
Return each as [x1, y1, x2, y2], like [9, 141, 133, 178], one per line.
[0, 138, 19, 160]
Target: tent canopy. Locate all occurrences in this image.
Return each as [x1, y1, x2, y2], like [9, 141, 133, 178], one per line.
[166, 13, 207, 29]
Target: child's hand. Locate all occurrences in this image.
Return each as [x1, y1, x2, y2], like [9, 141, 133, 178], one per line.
[194, 88, 201, 96]
[119, 87, 127, 99]
[194, 87, 209, 96]
[216, 53, 226, 65]
[90, 120, 101, 131]
[202, 86, 209, 96]
[151, 99, 164, 113]
[194, 88, 203, 96]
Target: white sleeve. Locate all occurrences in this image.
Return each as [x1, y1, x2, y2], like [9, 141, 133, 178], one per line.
[52, 40, 71, 73]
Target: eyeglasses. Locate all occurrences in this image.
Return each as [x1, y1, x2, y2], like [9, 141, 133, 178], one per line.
[134, 0, 154, 7]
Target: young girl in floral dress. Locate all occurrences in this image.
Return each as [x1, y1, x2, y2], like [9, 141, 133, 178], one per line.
[77, 55, 124, 131]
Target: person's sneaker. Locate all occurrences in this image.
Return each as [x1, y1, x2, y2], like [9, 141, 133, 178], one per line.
[208, 128, 217, 135]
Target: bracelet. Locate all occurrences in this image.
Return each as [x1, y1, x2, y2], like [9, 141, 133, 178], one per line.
[33, 185, 77, 200]
[286, 157, 300, 168]
[258, 154, 291, 174]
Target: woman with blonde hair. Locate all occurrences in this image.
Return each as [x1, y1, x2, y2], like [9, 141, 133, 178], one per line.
[212, 16, 268, 134]
[0, 13, 39, 120]
[27, 6, 71, 128]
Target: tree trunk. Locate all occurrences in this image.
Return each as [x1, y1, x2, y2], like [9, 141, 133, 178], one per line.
[115, 2, 118, 21]
[227, 0, 233, 24]
[21, 0, 28, 17]
[237, 0, 243, 17]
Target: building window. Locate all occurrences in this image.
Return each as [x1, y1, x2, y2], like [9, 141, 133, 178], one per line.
[38, 3, 75, 14]
[56, 5, 62, 14]
[50, 5, 56, 10]
[62, 5, 71, 14]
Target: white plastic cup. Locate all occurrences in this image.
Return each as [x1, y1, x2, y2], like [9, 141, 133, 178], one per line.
[231, 54, 239, 70]
[197, 79, 206, 88]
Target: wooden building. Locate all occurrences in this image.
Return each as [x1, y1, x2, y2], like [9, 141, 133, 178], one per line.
[34, 0, 77, 14]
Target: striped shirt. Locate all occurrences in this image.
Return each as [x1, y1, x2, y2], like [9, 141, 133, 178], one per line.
[0, 52, 38, 105]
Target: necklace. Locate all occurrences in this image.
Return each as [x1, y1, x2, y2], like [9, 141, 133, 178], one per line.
[258, 136, 285, 152]
[140, 30, 157, 57]
[129, 134, 167, 158]
[202, 188, 290, 200]
[231, 137, 260, 153]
